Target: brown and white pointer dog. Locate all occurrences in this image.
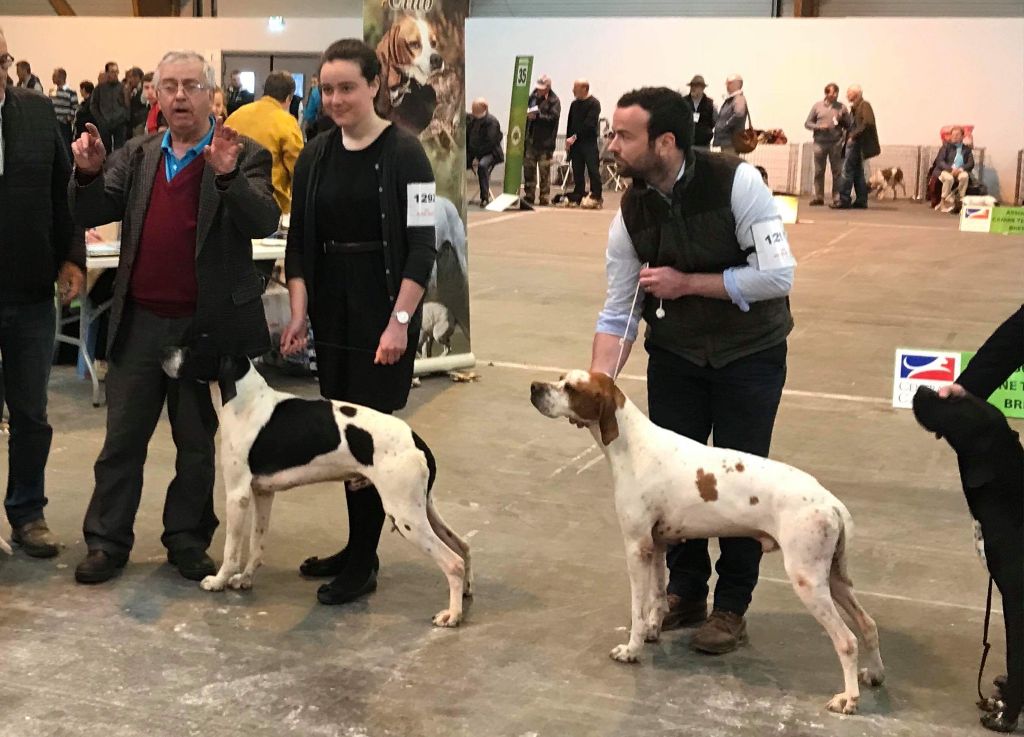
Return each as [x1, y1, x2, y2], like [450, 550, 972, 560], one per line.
[531, 370, 885, 714]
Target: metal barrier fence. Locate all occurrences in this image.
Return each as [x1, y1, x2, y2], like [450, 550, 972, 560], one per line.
[739, 143, 800, 193]
[799, 143, 921, 199]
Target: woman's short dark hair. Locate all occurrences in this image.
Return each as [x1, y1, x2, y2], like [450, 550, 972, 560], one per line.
[616, 86, 693, 151]
[321, 38, 380, 84]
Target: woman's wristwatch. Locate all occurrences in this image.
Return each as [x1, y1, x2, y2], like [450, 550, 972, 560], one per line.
[393, 310, 410, 325]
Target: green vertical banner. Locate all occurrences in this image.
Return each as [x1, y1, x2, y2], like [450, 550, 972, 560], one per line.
[502, 55, 534, 197]
[365, 0, 474, 372]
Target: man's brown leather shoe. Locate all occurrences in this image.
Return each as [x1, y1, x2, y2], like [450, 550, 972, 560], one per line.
[75, 549, 128, 583]
[691, 609, 748, 654]
[12, 519, 60, 558]
[660, 595, 708, 631]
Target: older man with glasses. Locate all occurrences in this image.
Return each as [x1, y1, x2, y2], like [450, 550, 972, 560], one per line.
[69, 50, 279, 584]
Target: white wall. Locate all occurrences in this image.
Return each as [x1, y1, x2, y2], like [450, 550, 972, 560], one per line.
[0, 16, 362, 91]
[2, 16, 1022, 197]
[466, 17, 1024, 199]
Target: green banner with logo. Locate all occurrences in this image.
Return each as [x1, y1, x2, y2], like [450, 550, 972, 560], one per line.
[962, 352, 1024, 418]
[502, 55, 533, 197]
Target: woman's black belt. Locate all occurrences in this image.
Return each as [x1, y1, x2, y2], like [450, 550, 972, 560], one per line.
[322, 240, 384, 254]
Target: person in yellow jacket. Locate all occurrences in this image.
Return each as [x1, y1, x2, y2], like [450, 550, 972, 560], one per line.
[225, 71, 304, 214]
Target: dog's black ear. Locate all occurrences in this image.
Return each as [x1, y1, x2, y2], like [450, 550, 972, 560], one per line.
[217, 356, 238, 405]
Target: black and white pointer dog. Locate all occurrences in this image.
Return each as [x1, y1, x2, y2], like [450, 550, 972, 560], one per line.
[161, 349, 472, 627]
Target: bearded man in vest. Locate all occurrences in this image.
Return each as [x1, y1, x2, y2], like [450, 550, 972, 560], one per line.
[589, 87, 795, 654]
[69, 50, 279, 584]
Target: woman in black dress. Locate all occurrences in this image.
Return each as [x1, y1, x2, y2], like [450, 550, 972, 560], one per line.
[281, 39, 436, 605]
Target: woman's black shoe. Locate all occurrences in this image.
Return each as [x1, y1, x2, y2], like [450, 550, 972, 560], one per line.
[316, 567, 378, 605]
[981, 709, 1019, 733]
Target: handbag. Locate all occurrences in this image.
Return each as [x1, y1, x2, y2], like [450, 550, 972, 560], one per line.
[731, 108, 758, 154]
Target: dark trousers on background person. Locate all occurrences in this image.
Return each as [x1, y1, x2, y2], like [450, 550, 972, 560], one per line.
[812, 141, 843, 203]
[472, 154, 497, 204]
[1, 300, 56, 528]
[836, 140, 868, 207]
[522, 147, 553, 204]
[568, 140, 602, 203]
[83, 304, 219, 557]
[646, 341, 788, 615]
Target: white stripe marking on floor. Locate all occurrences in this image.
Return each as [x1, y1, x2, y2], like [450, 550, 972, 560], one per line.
[759, 575, 1002, 615]
[467, 212, 529, 229]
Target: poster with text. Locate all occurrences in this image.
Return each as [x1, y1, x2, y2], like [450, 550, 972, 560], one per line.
[365, 0, 473, 371]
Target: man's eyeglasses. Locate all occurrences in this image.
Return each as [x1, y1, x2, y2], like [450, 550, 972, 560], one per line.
[0, 54, 14, 65]
[157, 80, 209, 95]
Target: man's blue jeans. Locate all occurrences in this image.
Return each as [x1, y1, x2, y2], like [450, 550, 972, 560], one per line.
[837, 140, 868, 207]
[1, 299, 56, 527]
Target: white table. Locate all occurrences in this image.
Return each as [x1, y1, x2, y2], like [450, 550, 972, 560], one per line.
[57, 238, 287, 406]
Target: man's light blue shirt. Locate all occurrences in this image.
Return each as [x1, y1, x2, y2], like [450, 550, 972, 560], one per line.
[161, 118, 215, 181]
[953, 143, 964, 170]
[596, 160, 795, 341]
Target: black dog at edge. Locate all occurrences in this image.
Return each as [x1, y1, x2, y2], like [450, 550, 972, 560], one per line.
[913, 386, 1023, 733]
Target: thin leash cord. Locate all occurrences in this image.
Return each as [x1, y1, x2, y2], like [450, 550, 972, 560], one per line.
[614, 262, 649, 381]
[977, 576, 996, 708]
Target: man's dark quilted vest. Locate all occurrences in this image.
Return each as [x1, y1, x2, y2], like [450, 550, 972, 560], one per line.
[621, 149, 793, 368]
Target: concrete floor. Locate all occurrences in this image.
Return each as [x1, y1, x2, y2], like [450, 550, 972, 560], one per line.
[1, 197, 1021, 736]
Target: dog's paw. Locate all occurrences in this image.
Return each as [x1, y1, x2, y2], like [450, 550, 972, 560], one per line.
[859, 668, 885, 688]
[227, 572, 252, 591]
[432, 609, 462, 627]
[609, 644, 639, 663]
[200, 575, 226, 592]
[826, 693, 859, 715]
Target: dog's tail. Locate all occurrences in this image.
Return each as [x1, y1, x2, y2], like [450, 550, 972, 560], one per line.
[411, 431, 437, 494]
[831, 504, 854, 584]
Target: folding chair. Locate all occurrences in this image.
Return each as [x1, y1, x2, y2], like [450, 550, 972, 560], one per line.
[598, 119, 626, 192]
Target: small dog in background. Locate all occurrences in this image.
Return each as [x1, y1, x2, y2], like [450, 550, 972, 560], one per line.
[418, 301, 460, 358]
[868, 166, 907, 199]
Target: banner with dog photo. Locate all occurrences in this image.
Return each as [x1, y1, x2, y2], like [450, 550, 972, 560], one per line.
[365, 0, 473, 372]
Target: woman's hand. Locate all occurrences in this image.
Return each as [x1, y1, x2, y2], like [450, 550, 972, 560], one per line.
[375, 321, 408, 365]
[938, 383, 967, 399]
[280, 316, 308, 355]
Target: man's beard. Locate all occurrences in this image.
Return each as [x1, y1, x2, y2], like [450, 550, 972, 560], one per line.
[615, 147, 669, 182]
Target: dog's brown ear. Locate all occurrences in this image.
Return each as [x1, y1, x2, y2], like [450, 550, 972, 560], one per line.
[593, 374, 625, 447]
[598, 398, 619, 446]
[376, 27, 405, 90]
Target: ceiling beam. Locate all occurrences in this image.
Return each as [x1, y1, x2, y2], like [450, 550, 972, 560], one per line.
[134, 0, 181, 16]
[48, 0, 77, 15]
[794, 0, 820, 16]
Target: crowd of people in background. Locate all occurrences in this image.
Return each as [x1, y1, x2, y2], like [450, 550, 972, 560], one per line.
[1, 52, 321, 177]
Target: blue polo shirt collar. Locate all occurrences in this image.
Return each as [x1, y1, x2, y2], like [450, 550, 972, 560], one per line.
[161, 117, 216, 181]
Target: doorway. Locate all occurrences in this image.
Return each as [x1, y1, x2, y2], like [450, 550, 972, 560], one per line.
[221, 52, 321, 121]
